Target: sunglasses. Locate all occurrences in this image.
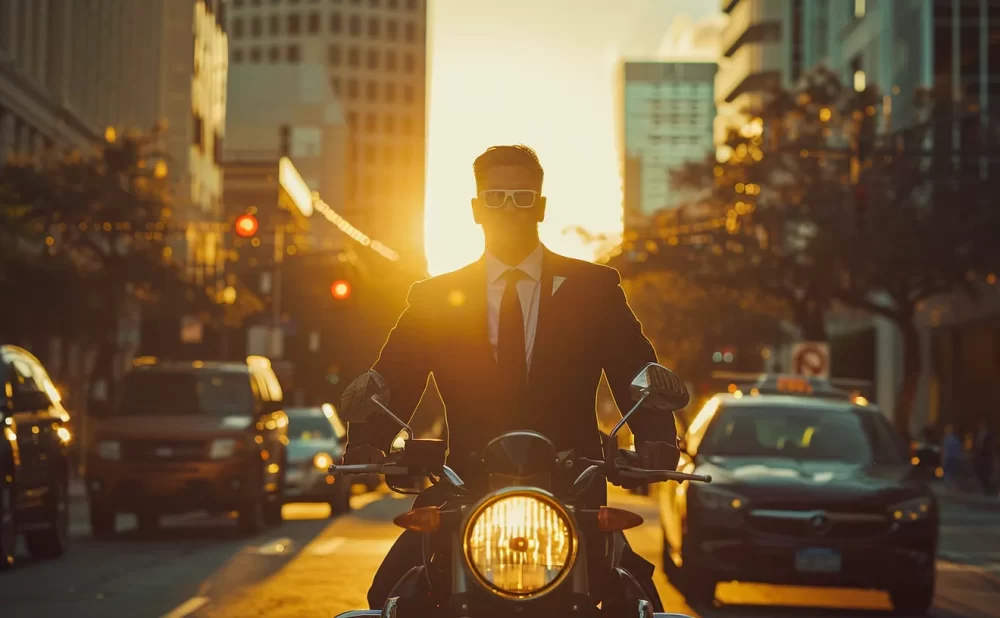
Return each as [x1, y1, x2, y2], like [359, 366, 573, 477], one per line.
[478, 189, 540, 209]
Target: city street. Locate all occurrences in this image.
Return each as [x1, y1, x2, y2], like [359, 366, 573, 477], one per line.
[0, 486, 997, 618]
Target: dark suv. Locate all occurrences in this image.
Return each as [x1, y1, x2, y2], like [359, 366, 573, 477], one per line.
[85, 356, 288, 536]
[1, 345, 72, 569]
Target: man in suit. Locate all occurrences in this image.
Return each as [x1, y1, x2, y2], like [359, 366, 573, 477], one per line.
[344, 144, 679, 609]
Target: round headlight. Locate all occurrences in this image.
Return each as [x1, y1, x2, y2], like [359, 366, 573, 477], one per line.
[463, 490, 577, 598]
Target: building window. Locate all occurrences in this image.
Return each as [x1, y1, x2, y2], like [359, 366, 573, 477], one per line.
[405, 21, 415, 42]
[403, 83, 414, 102]
[251, 16, 262, 37]
[234, 0, 244, 7]
[406, 0, 418, 9]
[330, 13, 342, 33]
[368, 17, 380, 38]
[365, 143, 376, 164]
[270, 14, 280, 34]
[328, 45, 341, 65]
[213, 132, 224, 164]
[193, 113, 204, 150]
[232, 17, 244, 38]
[367, 48, 379, 69]
[347, 111, 358, 127]
[388, 0, 398, 8]
[347, 78, 359, 99]
[288, 44, 301, 63]
[386, 50, 397, 71]
[384, 114, 395, 133]
[349, 14, 361, 35]
[251, 0, 261, 5]
[250, 47, 262, 63]
[331, 77, 341, 94]
[387, 20, 398, 40]
[366, 81, 378, 101]
[369, 0, 380, 7]
[366, 114, 377, 132]
[232, 48, 244, 63]
[401, 115, 413, 134]
[385, 82, 396, 102]
[289, 14, 301, 34]
[308, 11, 320, 33]
[403, 53, 415, 73]
[348, 46, 360, 67]
[269, 46, 280, 62]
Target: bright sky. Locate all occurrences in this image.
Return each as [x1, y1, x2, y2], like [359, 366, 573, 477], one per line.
[423, 0, 721, 275]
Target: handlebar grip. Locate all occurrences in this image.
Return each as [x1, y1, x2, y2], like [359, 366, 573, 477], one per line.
[329, 464, 384, 475]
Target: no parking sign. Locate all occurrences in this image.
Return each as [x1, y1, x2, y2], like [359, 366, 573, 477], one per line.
[791, 342, 830, 379]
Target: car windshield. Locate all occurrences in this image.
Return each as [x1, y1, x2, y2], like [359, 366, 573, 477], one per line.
[115, 371, 254, 416]
[288, 413, 337, 441]
[700, 404, 907, 464]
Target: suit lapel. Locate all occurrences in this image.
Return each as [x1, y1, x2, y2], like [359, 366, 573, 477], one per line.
[528, 247, 561, 390]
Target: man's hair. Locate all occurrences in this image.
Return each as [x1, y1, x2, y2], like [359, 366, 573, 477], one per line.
[473, 144, 544, 192]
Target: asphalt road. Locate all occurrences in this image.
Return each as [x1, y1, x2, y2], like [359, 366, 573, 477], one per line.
[0, 487, 998, 618]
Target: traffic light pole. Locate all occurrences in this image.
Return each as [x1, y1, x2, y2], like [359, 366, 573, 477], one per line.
[271, 225, 284, 357]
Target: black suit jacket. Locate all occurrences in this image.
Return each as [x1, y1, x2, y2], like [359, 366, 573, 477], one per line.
[347, 246, 674, 483]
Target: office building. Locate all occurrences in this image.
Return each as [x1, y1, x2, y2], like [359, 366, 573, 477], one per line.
[620, 62, 716, 230]
[0, 0, 228, 223]
[225, 0, 428, 268]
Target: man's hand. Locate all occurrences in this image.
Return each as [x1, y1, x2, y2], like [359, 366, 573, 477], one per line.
[343, 444, 386, 466]
[607, 448, 646, 490]
[636, 441, 680, 472]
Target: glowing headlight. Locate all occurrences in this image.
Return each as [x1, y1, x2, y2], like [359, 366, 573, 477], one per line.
[313, 452, 333, 470]
[463, 491, 576, 598]
[890, 496, 933, 522]
[56, 427, 72, 444]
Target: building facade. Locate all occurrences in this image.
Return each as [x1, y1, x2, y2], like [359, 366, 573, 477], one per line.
[225, 0, 428, 268]
[620, 61, 716, 230]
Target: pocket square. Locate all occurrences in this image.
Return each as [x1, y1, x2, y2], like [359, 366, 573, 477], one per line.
[552, 276, 566, 296]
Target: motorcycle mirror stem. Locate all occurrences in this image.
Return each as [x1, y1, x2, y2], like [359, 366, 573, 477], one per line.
[369, 394, 414, 442]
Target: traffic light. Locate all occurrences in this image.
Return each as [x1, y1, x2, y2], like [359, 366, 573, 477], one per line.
[234, 213, 259, 238]
[330, 279, 351, 300]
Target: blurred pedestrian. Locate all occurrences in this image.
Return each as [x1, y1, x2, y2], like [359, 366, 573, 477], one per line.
[973, 418, 995, 495]
[942, 424, 964, 484]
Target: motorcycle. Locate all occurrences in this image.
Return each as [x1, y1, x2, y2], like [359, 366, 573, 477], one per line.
[331, 362, 710, 618]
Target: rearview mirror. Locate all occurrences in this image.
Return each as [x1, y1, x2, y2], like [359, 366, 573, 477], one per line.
[630, 363, 689, 411]
[339, 370, 391, 423]
[12, 390, 53, 413]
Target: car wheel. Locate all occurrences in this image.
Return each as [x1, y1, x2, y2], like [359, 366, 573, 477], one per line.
[678, 568, 716, 607]
[0, 474, 16, 570]
[890, 567, 935, 615]
[25, 473, 69, 559]
[89, 503, 116, 539]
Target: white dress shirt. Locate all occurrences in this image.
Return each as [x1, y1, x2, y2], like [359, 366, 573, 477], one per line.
[485, 243, 543, 371]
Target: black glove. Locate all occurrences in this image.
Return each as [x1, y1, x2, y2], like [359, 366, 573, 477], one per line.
[607, 447, 647, 490]
[636, 440, 680, 472]
[343, 444, 386, 466]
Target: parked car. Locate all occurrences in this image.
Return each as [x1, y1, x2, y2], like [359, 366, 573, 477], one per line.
[1, 345, 72, 569]
[84, 356, 288, 536]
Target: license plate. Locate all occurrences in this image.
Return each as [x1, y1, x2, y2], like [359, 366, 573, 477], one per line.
[795, 548, 842, 573]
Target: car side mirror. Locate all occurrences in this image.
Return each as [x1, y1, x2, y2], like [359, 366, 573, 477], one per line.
[630, 362, 689, 411]
[339, 370, 391, 423]
[12, 390, 53, 413]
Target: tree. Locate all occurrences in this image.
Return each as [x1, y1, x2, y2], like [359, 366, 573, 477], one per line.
[0, 127, 219, 388]
[611, 66, 1000, 434]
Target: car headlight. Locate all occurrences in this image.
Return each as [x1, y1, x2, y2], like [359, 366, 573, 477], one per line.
[96, 441, 120, 460]
[889, 496, 933, 522]
[313, 452, 333, 471]
[693, 486, 748, 512]
[463, 490, 577, 599]
[209, 439, 237, 460]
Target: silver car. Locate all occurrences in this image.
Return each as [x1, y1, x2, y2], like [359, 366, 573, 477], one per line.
[283, 404, 358, 515]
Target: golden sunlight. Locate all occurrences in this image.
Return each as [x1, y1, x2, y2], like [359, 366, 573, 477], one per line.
[423, 0, 718, 276]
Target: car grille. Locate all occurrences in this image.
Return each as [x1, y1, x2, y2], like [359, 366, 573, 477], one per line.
[122, 440, 208, 462]
[748, 508, 892, 541]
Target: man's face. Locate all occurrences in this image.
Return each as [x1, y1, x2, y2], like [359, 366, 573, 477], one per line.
[472, 165, 546, 241]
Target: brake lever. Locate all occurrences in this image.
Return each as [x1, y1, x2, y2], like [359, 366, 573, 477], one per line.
[617, 465, 712, 483]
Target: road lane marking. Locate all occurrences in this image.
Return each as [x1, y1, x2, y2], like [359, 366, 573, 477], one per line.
[161, 596, 209, 618]
[307, 537, 346, 555]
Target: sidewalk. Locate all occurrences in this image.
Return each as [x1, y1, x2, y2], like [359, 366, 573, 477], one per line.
[932, 483, 1000, 512]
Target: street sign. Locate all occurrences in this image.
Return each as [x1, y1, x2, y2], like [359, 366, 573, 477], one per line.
[791, 342, 830, 378]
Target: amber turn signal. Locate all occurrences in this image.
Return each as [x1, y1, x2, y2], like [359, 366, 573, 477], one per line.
[598, 506, 644, 531]
[393, 506, 442, 532]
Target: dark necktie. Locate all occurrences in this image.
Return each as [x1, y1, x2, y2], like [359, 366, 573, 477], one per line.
[497, 268, 527, 392]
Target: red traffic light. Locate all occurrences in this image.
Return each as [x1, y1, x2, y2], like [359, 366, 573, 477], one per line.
[234, 214, 259, 238]
[331, 280, 351, 300]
